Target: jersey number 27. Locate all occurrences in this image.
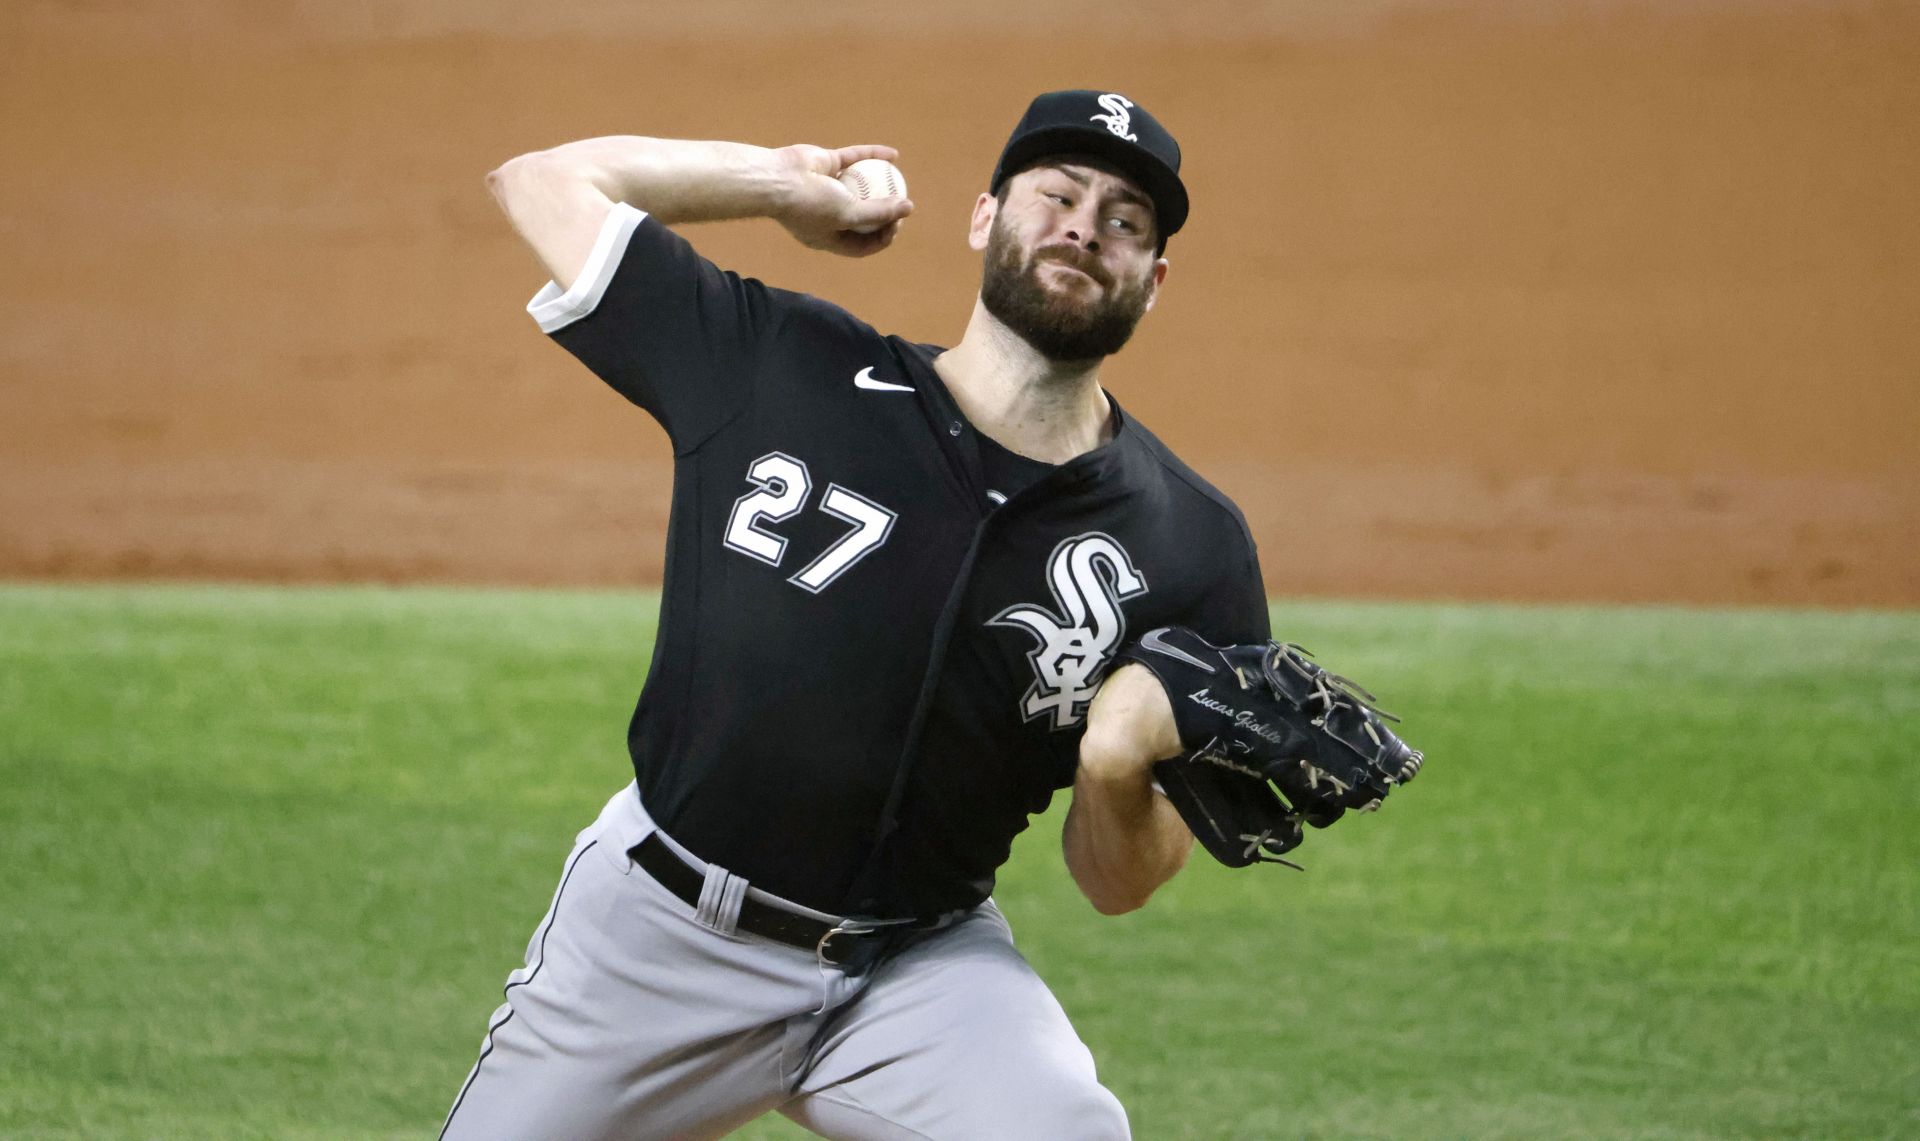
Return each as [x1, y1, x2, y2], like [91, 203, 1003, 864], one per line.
[723, 451, 898, 594]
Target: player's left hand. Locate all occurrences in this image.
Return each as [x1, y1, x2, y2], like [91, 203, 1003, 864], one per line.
[1112, 626, 1427, 868]
[773, 144, 914, 256]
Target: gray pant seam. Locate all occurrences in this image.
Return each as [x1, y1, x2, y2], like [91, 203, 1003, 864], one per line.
[440, 838, 598, 1139]
[803, 1089, 939, 1141]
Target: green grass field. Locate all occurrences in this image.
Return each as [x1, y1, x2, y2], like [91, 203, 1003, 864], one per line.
[1, 583, 1914, 1140]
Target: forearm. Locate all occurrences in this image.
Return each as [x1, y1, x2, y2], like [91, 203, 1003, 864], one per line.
[493, 136, 795, 227]
[487, 135, 908, 289]
[1063, 663, 1192, 915]
[1063, 760, 1192, 915]
[486, 137, 796, 288]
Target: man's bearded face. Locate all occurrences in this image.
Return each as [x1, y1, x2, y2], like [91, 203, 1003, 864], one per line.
[978, 212, 1155, 363]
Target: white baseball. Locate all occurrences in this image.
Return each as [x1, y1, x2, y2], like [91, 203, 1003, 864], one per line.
[838, 158, 908, 234]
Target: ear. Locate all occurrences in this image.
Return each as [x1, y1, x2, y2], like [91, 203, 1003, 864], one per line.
[1141, 257, 1170, 313]
[967, 192, 997, 252]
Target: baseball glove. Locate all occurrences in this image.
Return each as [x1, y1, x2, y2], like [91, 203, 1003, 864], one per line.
[1113, 626, 1425, 868]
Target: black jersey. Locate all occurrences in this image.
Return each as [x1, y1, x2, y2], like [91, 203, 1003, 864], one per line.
[975, 429, 1057, 502]
[529, 205, 1270, 917]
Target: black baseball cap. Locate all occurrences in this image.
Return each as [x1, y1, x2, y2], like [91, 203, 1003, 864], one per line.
[989, 90, 1188, 242]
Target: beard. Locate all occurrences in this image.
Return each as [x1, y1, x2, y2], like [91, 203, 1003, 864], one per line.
[978, 219, 1153, 363]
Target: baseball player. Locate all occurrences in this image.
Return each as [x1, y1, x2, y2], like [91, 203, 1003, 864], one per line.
[445, 91, 1269, 1140]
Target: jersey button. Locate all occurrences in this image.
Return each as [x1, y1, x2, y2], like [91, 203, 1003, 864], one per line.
[948, 421, 962, 436]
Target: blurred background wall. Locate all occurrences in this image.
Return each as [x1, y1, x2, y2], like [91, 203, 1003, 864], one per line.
[3, 0, 1914, 605]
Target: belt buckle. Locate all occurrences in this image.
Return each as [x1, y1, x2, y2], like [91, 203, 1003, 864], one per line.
[817, 917, 902, 971]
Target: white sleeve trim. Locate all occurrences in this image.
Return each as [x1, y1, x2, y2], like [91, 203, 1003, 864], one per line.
[525, 203, 649, 334]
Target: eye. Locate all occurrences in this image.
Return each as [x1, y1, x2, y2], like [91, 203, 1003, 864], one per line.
[1046, 192, 1072, 207]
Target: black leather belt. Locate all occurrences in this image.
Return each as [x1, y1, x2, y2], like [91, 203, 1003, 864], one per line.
[628, 833, 917, 971]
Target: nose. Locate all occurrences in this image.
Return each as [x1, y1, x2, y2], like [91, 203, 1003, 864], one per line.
[1060, 201, 1102, 253]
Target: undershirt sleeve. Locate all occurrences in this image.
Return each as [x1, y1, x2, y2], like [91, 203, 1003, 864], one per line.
[525, 204, 775, 453]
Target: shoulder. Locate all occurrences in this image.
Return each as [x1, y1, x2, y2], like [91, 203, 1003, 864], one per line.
[528, 206, 860, 336]
[769, 284, 886, 344]
[758, 286, 949, 386]
[1114, 409, 1272, 641]
[1116, 413, 1258, 550]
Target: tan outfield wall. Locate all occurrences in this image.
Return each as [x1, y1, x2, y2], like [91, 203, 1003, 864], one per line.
[2, 0, 1914, 605]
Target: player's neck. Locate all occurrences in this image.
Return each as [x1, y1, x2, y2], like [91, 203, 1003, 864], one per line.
[937, 303, 1115, 465]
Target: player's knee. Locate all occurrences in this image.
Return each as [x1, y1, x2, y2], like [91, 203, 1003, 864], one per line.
[1066, 1082, 1131, 1140]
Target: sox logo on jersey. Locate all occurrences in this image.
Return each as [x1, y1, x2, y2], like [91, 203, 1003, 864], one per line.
[990, 532, 1148, 730]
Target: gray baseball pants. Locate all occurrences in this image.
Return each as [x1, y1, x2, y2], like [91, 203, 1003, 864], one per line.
[440, 783, 1130, 1140]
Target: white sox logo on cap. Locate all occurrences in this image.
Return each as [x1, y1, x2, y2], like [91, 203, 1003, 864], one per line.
[990, 532, 1149, 730]
[990, 89, 1188, 237]
[1089, 93, 1140, 142]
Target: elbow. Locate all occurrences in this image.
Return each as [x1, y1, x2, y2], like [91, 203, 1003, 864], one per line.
[484, 152, 535, 209]
[1088, 891, 1150, 917]
[1079, 844, 1191, 915]
[484, 150, 563, 211]
[483, 161, 515, 215]
[1075, 876, 1157, 917]
[1066, 843, 1153, 915]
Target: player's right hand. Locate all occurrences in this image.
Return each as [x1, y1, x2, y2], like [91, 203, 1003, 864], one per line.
[774, 144, 913, 257]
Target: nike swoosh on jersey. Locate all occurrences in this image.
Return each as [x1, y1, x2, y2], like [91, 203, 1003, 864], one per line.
[1139, 627, 1217, 673]
[854, 366, 915, 393]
